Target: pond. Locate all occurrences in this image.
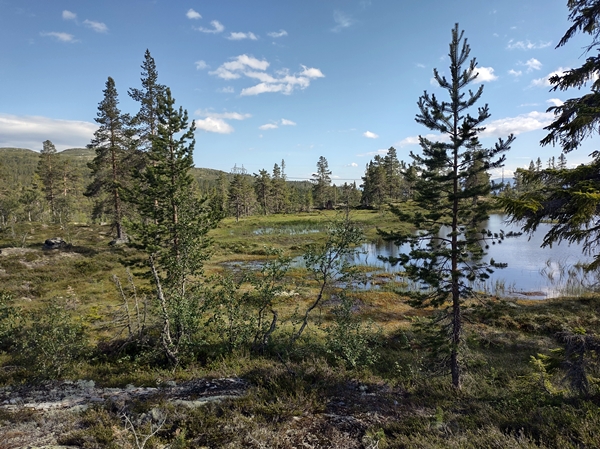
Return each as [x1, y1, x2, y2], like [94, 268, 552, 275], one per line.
[355, 214, 595, 299]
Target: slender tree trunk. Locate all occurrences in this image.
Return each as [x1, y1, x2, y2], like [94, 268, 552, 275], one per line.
[150, 255, 178, 365]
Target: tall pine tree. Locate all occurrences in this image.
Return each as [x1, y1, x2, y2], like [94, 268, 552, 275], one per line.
[36, 140, 60, 219]
[132, 88, 217, 364]
[86, 76, 134, 241]
[381, 24, 513, 388]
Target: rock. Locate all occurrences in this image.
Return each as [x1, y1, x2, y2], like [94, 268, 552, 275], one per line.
[43, 237, 67, 250]
[109, 236, 129, 246]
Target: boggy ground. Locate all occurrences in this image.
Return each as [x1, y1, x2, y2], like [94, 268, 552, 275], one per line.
[0, 213, 599, 447]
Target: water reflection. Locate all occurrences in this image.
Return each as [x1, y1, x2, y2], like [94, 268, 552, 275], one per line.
[357, 214, 594, 298]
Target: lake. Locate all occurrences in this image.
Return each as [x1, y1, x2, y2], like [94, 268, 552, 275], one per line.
[354, 214, 595, 298]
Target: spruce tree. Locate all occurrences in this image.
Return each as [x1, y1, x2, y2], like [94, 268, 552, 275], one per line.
[86, 77, 134, 241]
[381, 24, 513, 388]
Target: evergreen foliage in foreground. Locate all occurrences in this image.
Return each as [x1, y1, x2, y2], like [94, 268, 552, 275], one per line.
[381, 24, 514, 388]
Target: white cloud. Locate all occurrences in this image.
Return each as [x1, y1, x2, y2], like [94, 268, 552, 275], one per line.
[395, 111, 555, 146]
[396, 133, 443, 147]
[62, 10, 76, 20]
[332, 10, 354, 32]
[186, 9, 201, 19]
[524, 58, 542, 72]
[281, 119, 296, 126]
[349, 162, 358, 167]
[83, 20, 108, 33]
[217, 86, 234, 93]
[211, 54, 324, 96]
[259, 123, 278, 130]
[363, 131, 379, 139]
[198, 20, 224, 34]
[0, 114, 96, 151]
[416, 63, 426, 68]
[193, 110, 251, 134]
[195, 60, 208, 70]
[547, 98, 564, 107]
[299, 65, 325, 78]
[228, 32, 258, 40]
[40, 32, 77, 43]
[268, 29, 287, 38]
[508, 69, 522, 77]
[531, 67, 569, 87]
[507, 39, 552, 50]
[476, 66, 498, 82]
[195, 117, 234, 134]
[480, 111, 554, 137]
[229, 55, 270, 70]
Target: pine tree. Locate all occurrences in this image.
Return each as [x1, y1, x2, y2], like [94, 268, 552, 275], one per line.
[132, 88, 216, 364]
[271, 163, 288, 213]
[381, 24, 513, 388]
[36, 140, 60, 218]
[312, 156, 332, 209]
[383, 147, 402, 201]
[128, 50, 166, 151]
[254, 169, 272, 215]
[86, 77, 134, 241]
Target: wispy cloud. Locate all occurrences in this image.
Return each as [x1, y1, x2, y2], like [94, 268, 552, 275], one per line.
[83, 20, 108, 33]
[396, 133, 444, 147]
[195, 60, 208, 70]
[396, 111, 554, 147]
[227, 32, 258, 41]
[363, 131, 379, 139]
[475, 66, 498, 82]
[217, 86, 234, 93]
[198, 20, 224, 34]
[40, 31, 77, 43]
[259, 123, 278, 130]
[524, 58, 542, 72]
[508, 69, 522, 77]
[349, 162, 359, 167]
[531, 67, 569, 87]
[194, 110, 251, 134]
[186, 8, 201, 20]
[480, 111, 554, 137]
[281, 119, 296, 126]
[332, 10, 354, 32]
[0, 114, 96, 151]
[62, 10, 76, 20]
[210, 55, 324, 96]
[268, 29, 287, 38]
[507, 39, 552, 50]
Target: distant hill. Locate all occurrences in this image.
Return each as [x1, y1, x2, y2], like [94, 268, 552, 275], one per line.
[0, 147, 233, 192]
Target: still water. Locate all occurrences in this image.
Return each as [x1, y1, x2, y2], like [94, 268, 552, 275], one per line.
[355, 215, 594, 298]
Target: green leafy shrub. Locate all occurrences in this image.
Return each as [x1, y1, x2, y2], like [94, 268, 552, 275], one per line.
[16, 298, 90, 379]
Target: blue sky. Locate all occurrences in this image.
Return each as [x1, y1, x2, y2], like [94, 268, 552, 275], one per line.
[0, 0, 597, 183]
